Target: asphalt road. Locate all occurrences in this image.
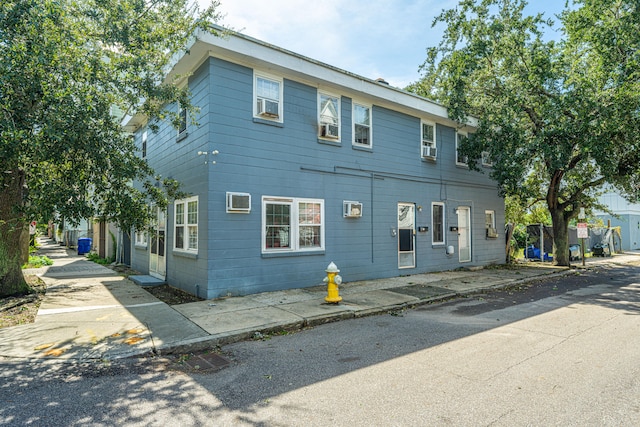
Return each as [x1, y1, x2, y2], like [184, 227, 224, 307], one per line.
[1, 264, 639, 426]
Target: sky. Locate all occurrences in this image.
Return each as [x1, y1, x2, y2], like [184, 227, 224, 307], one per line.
[213, 0, 570, 89]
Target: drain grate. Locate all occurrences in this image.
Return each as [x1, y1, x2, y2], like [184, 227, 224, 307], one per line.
[181, 353, 231, 372]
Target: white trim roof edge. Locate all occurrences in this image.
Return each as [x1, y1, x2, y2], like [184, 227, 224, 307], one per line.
[125, 25, 478, 132]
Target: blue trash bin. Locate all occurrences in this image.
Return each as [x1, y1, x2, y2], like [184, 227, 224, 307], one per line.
[77, 237, 92, 255]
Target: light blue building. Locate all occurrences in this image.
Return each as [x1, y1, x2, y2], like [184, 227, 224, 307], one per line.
[124, 28, 505, 299]
[594, 191, 640, 251]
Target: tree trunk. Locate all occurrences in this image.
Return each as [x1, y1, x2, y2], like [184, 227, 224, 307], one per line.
[550, 208, 570, 266]
[505, 223, 514, 263]
[0, 169, 30, 297]
[20, 226, 30, 265]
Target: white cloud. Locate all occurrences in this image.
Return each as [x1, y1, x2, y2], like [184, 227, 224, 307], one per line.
[217, 0, 452, 87]
[214, 0, 564, 88]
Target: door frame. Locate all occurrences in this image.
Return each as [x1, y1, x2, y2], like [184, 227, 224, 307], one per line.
[398, 202, 416, 269]
[149, 206, 167, 280]
[457, 206, 472, 263]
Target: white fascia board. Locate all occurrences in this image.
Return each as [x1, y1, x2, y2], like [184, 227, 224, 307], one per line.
[127, 27, 477, 132]
[177, 27, 477, 131]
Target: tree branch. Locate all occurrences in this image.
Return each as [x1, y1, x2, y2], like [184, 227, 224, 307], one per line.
[557, 176, 608, 211]
[522, 105, 542, 135]
[566, 152, 583, 171]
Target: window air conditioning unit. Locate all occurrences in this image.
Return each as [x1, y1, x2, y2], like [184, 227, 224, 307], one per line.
[226, 192, 251, 213]
[486, 227, 498, 238]
[257, 98, 279, 118]
[344, 201, 363, 218]
[321, 123, 339, 139]
[422, 145, 437, 159]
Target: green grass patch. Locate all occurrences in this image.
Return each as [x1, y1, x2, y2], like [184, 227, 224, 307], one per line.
[22, 255, 53, 269]
[86, 252, 113, 265]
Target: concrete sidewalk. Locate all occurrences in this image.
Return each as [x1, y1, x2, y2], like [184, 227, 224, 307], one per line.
[2, 238, 639, 361]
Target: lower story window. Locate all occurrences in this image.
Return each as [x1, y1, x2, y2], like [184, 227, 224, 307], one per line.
[174, 196, 198, 252]
[134, 230, 147, 247]
[485, 210, 498, 238]
[262, 196, 324, 253]
[485, 210, 496, 230]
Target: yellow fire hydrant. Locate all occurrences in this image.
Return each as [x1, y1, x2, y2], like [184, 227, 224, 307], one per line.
[323, 262, 343, 304]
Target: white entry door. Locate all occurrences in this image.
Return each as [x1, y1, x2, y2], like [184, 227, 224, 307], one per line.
[149, 207, 166, 280]
[457, 206, 471, 263]
[398, 203, 416, 269]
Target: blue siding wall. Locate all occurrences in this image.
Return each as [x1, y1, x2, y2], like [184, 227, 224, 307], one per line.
[130, 59, 213, 297]
[134, 56, 505, 299]
[199, 58, 504, 298]
[597, 214, 640, 251]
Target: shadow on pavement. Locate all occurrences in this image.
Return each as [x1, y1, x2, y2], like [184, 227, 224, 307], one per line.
[1, 262, 639, 424]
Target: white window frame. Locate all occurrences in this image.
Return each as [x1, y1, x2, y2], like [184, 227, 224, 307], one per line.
[456, 131, 468, 166]
[485, 210, 496, 228]
[178, 107, 187, 136]
[141, 129, 147, 159]
[421, 120, 437, 159]
[481, 151, 493, 167]
[262, 196, 325, 254]
[431, 202, 445, 245]
[254, 72, 283, 122]
[485, 210, 498, 238]
[174, 196, 198, 252]
[352, 102, 372, 148]
[134, 230, 147, 247]
[318, 92, 341, 141]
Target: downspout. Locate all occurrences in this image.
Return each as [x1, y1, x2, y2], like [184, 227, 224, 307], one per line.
[371, 173, 375, 263]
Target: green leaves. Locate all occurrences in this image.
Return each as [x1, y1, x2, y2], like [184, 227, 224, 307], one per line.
[1, 0, 221, 292]
[410, 0, 640, 264]
[1, 0, 220, 229]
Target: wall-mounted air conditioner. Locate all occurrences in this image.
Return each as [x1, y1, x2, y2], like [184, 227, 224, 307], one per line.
[486, 227, 498, 238]
[343, 201, 363, 218]
[226, 192, 251, 213]
[321, 123, 339, 139]
[257, 98, 279, 118]
[422, 145, 437, 159]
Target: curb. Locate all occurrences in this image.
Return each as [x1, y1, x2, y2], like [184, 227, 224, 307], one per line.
[147, 267, 579, 358]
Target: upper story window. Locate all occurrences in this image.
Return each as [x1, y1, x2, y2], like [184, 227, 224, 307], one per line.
[353, 103, 371, 148]
[174, 196, 198, 252]
[481, 151, 493, 167]
[432, 202, 445, 245]
[421, 121, 437, 160]
[456, 131, 468, 166]
[141, 129, 147, 159]
[254, 72, 283, 122]
[318, 92, 340, 140]
[178, 107, 187, 136]
[262, 196, 324, 254]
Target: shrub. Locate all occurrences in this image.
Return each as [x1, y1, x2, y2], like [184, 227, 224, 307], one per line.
[22, 255, 53, 269]
[86, 252, 113, 265]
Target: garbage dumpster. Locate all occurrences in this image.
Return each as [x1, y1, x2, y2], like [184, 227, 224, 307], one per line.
[77, 237, 92, 255]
